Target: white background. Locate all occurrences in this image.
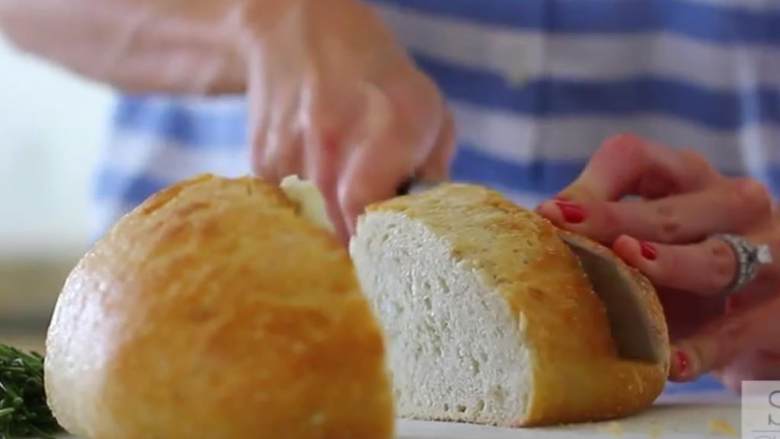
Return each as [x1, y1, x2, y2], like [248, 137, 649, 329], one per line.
[0, 36, 115, 257]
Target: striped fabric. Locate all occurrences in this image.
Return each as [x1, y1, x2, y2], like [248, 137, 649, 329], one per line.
[94, 0, 780, 395]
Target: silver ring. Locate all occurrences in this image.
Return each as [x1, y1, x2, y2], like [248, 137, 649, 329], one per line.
[712, 233, 773, 296]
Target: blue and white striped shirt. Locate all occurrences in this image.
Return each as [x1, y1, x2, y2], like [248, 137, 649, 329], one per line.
[94, 0, 780, 394]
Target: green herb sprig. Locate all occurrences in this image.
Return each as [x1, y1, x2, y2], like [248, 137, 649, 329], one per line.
[0, 345, 62, 438]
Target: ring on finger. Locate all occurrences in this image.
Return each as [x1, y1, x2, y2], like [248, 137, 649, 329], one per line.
[711, 233, 773, 296]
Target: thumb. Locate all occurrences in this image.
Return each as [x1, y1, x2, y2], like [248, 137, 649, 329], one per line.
[669, 294, 780, 383]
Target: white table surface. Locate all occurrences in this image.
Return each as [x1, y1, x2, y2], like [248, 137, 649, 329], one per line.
[56, 391, 739, 439]
[398, 392, 739, 438]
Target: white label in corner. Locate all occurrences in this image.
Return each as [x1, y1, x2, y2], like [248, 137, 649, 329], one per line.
[742, 381, 780, 439]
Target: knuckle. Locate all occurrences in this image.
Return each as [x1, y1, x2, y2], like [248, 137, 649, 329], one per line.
[679, 149, 711, 172]
[601, 132, 642, 151]
[658, 220, 683, 243]
[678, 148, 716, 183]
[654, 204, 683, 242]
[598, 133, 648, 164]
[708, 240, 736, 291]
[732, 178, 772, 217]
[710, 238, 733, 259]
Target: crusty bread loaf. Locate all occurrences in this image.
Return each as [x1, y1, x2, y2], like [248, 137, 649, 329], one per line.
[349, 183, 670, 427]
[44, 174, 394, 439]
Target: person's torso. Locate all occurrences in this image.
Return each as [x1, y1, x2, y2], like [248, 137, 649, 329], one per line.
[96, 0, 780, 234]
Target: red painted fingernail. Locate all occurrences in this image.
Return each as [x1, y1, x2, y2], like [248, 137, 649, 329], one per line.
[555, 201, 586, 223]
[674, 349, 691, 379]
[640, 241, 657, 260]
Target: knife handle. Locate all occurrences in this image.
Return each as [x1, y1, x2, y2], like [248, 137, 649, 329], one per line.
[396, 179, 438, 196]
[396, 178, 414, 196]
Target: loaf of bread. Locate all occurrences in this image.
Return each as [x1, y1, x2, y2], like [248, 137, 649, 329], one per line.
[46, 175, 669, 436]
[44, 174, 394, 439]
[349, 183, 670, 427]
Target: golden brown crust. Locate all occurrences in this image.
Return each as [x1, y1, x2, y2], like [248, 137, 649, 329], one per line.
[557, 230, 670, 369]
[368, 183, 669, 426]
[45, 174, 394, 439]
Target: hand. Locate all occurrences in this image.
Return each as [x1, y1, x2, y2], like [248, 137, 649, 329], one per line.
[537, 134, 780, 391]
[240, 0, 454, 242]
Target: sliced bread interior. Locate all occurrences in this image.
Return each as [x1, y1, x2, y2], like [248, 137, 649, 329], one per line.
[350, 183, 670, 426]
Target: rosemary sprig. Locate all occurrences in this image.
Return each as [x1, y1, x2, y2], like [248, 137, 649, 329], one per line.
[0, 345, 62, 438]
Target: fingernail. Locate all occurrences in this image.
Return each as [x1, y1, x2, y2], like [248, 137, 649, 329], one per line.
[555, 201, 586, 224]
[640, 241, 657, 260]
[554, 194, 569, 201]
[673, 349, 691, 380]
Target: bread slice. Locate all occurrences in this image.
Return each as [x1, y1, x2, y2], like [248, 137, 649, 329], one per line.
[350, 183, 670, 427]
[45, 174, 394, 439]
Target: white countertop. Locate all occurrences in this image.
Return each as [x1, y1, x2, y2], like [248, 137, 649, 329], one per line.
[55, 392, 738, 439]
[398, 396, 739, 438]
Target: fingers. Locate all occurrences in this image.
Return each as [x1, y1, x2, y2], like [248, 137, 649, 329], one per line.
[557, 134, 718, 202]
[543, 134, 780, 386]
[538, 178, 773, 244]
[337, 83, 441, 237]
[263, 135, 304, 183]
[306, 146, 347, 242]
[259, 104, 305, 182]
[338, 145, 411, 238]
[668, 293, 780, 382]
[611, 235, 737, 296]
[249, 66, 304, 183]
[249, 43, 448, 244]
[304, 96, 350, 243]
